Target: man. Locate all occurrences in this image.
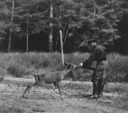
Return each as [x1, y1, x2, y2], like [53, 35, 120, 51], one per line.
[76, 39, 108, 98]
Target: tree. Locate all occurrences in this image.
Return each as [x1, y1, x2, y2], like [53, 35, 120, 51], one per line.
[67, 0, 121, 50]
[0, 0, 127, 52]
[0, 1, 10, 39]
[12, 0, 50, 51]
[8, 0, 15, 52]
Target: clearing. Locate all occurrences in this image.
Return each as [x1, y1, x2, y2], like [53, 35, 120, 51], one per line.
[0, 76, 127, 113]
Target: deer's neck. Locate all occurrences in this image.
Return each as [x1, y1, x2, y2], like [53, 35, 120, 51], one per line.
[61, 69, 72, 79]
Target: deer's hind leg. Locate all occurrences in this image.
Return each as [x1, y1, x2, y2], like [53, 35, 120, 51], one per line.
[53, 82, 57, 91]
[51, 82, 57, 99]
[22, 84, 34, 98]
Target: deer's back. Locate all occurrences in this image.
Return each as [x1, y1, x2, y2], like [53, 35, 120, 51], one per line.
[43, 72, 62, 83]
[35, 70, 72, 84]
[44, 69, 74, 83]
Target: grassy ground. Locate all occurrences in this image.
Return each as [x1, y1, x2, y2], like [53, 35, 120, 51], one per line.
[0, 76, 127, 113]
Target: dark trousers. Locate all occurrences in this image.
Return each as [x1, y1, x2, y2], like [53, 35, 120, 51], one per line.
[92, 77, 105, 96]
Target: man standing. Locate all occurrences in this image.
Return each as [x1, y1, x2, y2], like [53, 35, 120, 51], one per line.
[76, 39, 108, 98]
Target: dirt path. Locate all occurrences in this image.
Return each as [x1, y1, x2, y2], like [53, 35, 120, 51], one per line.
[0, 77, 127, 113]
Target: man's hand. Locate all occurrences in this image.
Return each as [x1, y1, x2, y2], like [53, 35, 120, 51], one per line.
[64, 62, 83, 69]
[73, 65, 77, 68]
[73, 63, 83, 68]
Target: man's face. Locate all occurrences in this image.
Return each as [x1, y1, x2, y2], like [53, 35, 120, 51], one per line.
[88, 42, 97, 49]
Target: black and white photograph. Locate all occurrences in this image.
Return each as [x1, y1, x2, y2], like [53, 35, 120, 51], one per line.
[0, 0, 127, 113]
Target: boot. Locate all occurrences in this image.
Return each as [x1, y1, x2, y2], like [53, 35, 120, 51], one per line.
[89, 94, 98, 99]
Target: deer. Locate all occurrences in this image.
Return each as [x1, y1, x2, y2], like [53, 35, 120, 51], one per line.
[22, 62, 76, 100]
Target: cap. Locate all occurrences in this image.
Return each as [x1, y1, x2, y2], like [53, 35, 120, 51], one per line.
[88, 39, 97, 45]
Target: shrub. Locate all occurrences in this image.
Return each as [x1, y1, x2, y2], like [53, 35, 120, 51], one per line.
[107, 53, 128, 82]
[0, 52, 128, 82]
[7, 61, 27, 77]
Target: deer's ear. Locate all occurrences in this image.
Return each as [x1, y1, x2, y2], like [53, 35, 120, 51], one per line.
[64, 62, 69, 66]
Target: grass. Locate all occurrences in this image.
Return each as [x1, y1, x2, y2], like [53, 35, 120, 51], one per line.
[0, 52, 127, 82]
[0, 106, 23, 113]
[104, 83, 128, 110]
[0, 52, 88, 78]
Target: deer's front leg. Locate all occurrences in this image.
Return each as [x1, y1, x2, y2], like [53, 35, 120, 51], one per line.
[56, 82, 63, 100]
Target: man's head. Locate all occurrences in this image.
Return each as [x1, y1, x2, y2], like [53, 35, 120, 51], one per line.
[88, 39, 97, 49]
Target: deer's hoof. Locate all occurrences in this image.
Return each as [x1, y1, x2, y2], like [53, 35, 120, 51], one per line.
[52, 95, 56, 99]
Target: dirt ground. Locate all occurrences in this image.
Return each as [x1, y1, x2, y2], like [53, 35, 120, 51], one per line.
[0, 76, 127, 113]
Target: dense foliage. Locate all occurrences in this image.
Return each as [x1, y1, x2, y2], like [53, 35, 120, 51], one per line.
[0, 0, 128, 53]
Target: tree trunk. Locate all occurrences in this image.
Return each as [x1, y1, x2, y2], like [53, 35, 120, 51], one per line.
[8, 0, 15, 52]
[64, 28, 69, 45]
[26, 10, 29, 52]
[60, 30, 64, 65]
[49, 0, 53, 52]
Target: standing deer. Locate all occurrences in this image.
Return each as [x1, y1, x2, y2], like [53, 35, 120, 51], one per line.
[22, 62, 75, 100]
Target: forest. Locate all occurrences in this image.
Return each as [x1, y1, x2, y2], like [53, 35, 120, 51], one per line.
[0, 0, 128, 54]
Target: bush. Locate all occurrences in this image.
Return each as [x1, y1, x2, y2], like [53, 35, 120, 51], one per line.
[7, 61, 27, 77]
[0, 52, 128, 82]
[107, 53, 128, 82]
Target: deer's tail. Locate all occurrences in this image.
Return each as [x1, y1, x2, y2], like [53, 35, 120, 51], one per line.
[33, 72, 39, 82]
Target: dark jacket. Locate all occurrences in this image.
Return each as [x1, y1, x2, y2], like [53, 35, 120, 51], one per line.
[82, 45, 108, 80]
